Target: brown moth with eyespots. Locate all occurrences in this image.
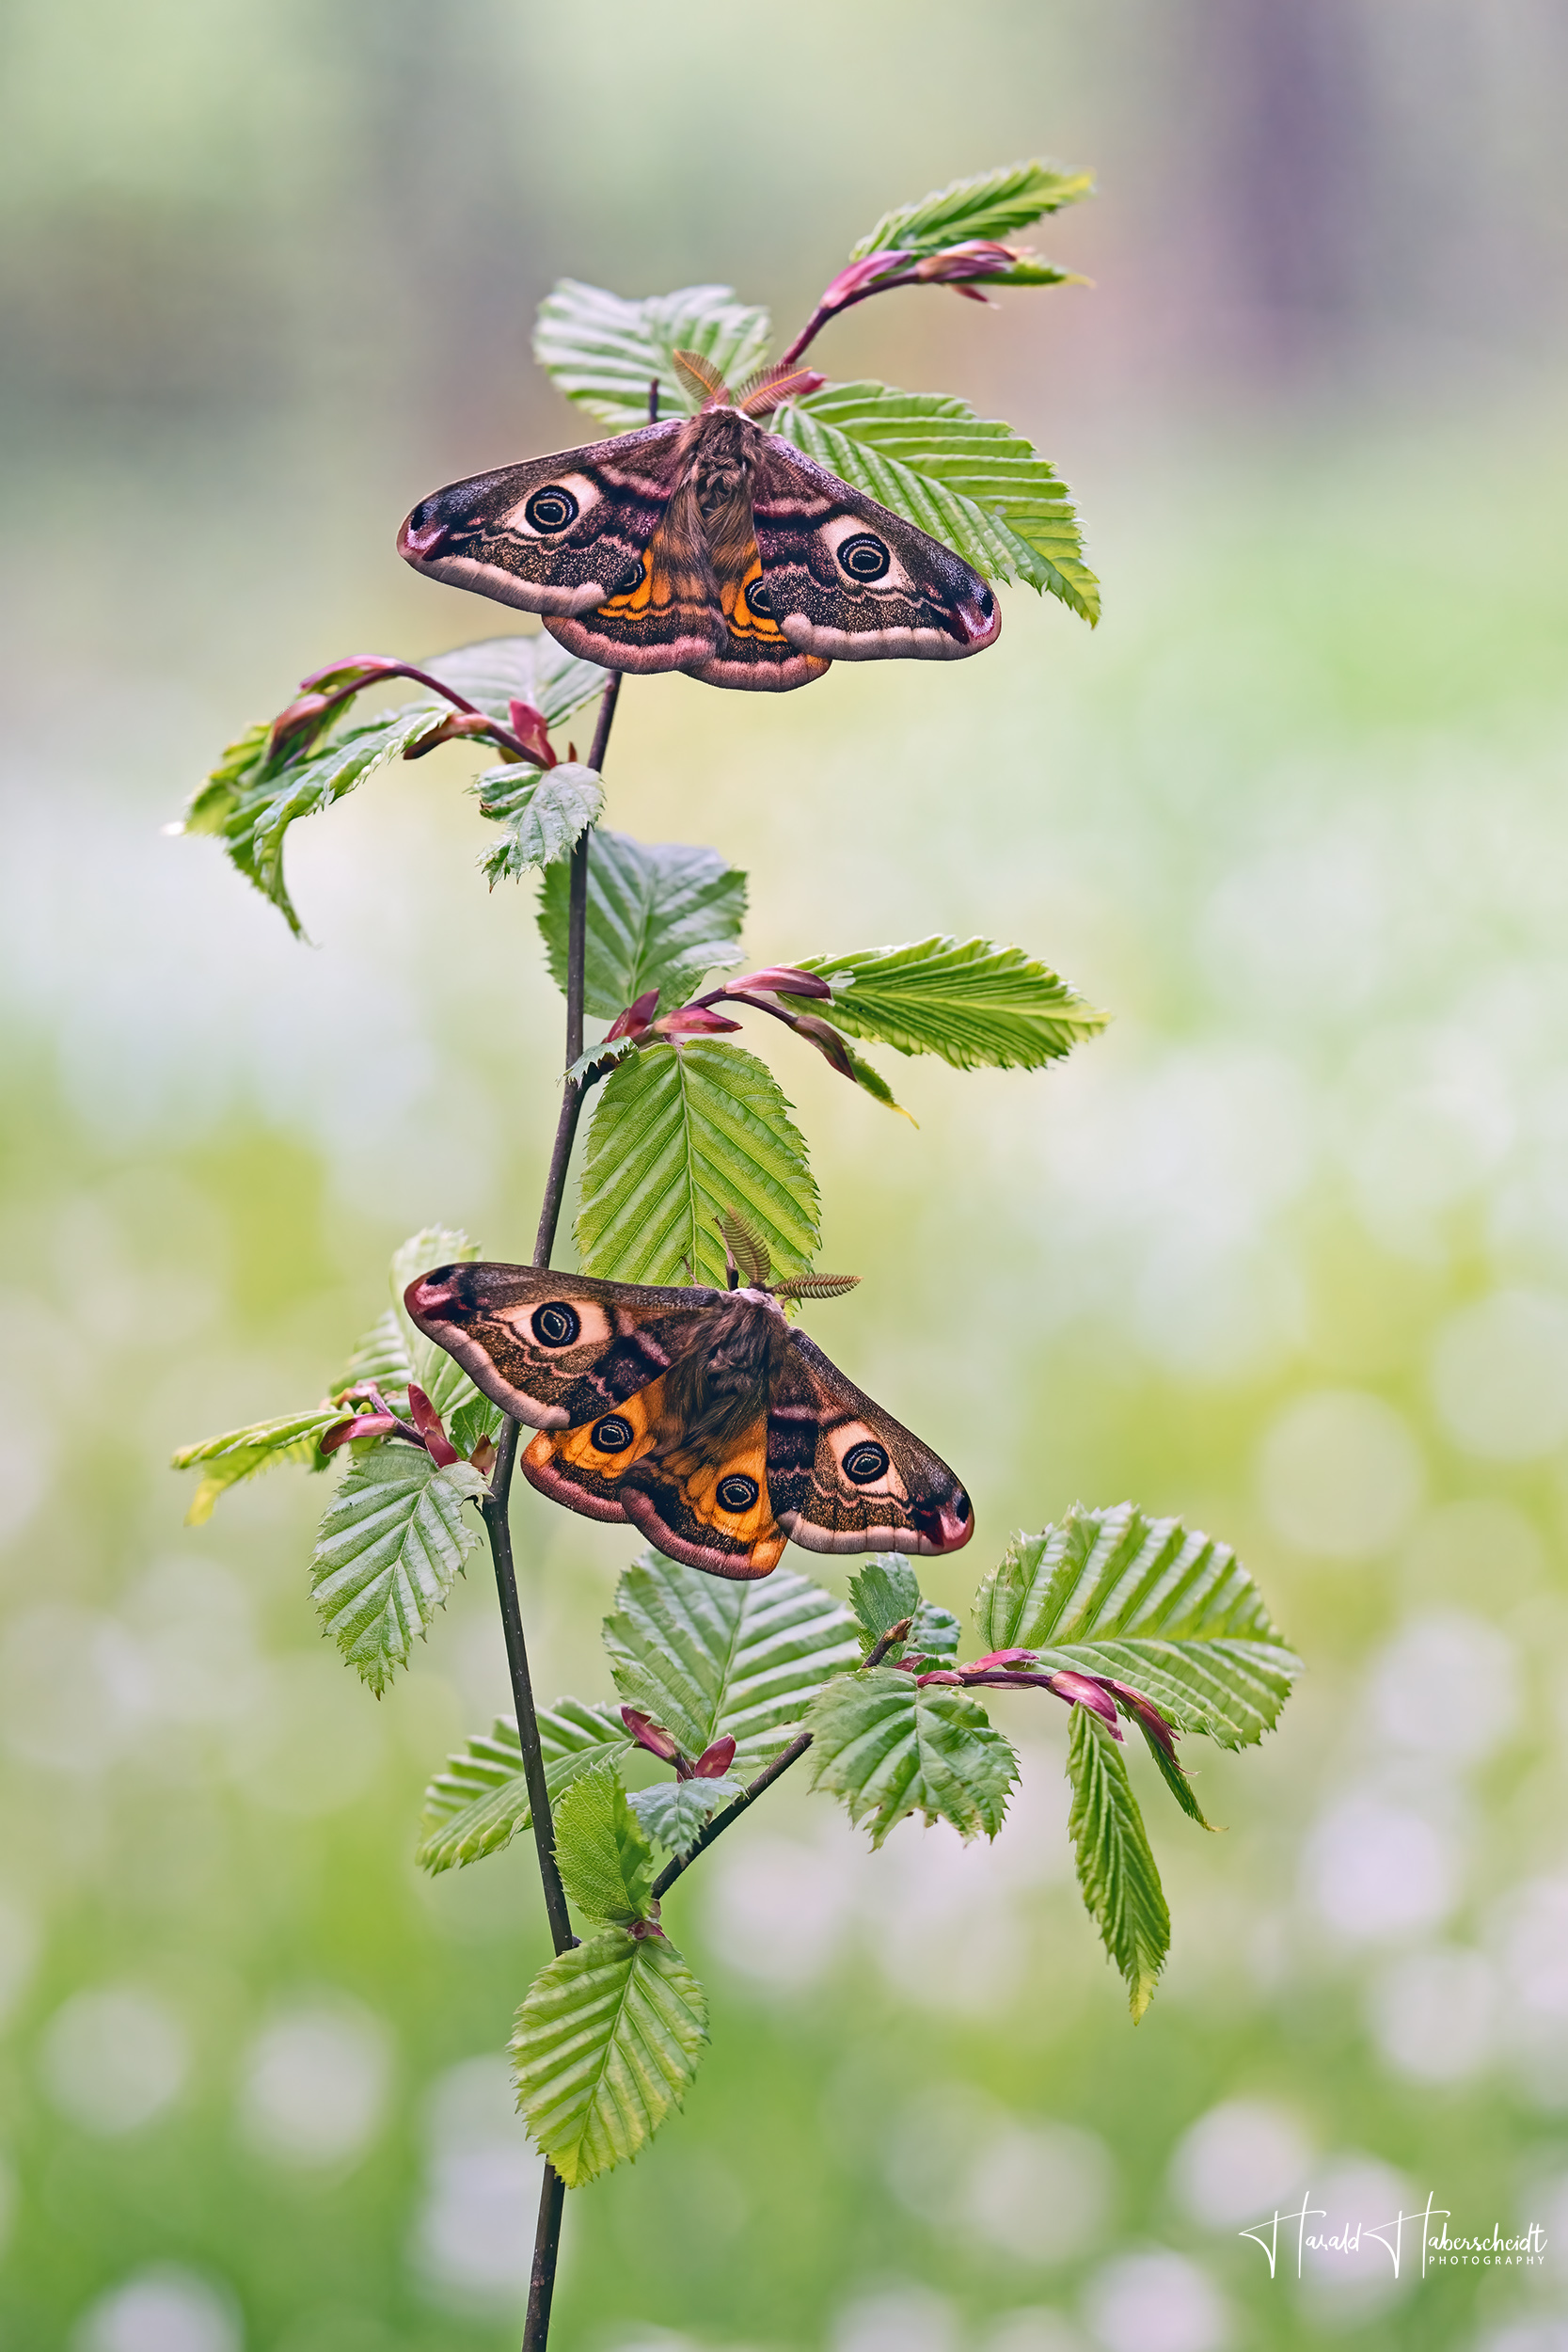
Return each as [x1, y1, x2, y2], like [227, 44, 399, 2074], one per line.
[397, 352, 1001, 692]
[404, 1214, 974, 1581]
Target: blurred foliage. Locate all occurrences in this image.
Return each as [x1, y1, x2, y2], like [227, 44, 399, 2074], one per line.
[9, 2, 1568, 2350]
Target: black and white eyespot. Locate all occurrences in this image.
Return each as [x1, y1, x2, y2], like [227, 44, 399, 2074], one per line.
[716, 1472, 760, 1514]
[591, 1414, 636, 1454]
[835, 532, 892, 583]
[843, 1440, 890, 1486]
[746, 577, 776, 618]
[530, 1301, 582, 1348]
[524, 485, 579, 533]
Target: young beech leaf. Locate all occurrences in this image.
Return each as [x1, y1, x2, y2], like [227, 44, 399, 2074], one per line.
[419, 1702, 632, 1875]
[176, 635, 610, 934]
[577, 1040, 819, 1293]
[551, 1765, 655, 1926]
[973, 1504, 1301, 1749]
[805, 1667, 1017, 1849]
[476, 760, 604, 885]
[534, 278, 772, 434]
[538, 831, 747, 1020]
[171, 1407, 347, 1525]
[512, 1928, 708, 2186]
[1066, 1704, 1169, 2021]
[310, 1449, 486, 1694]
[335, 1308, 413, 1395]
[847, 1556, 921, 1648]
[604, 1551, 859, 1768]
[628, 1776, 743, 1859]
[850, 157, 1095, 259]
[773, 386, 1099, 624]
[784, 937, 1106, 1072]
[908, 1598, 962, 1659]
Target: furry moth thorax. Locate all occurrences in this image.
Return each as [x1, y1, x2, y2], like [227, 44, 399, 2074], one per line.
[397, 353, 1000, 693]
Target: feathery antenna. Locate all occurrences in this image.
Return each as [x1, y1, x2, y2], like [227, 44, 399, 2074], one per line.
[771, 1273, 862, 1301]
[716, 1208, 771, 1289]
[672, 348, 732, 408]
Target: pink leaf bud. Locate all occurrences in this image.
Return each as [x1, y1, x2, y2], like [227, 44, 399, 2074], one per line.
[406, 1383, 459, 1469]
[320, 1413, 397, 1454]
[727, 966, 833, 1000]
[789, 1014, 858, 1080]
[621, 1708, 683, 1764]
[507, 701, 559, 768]
[655, 1006, 744, 1036]
[606, 988, 660, 1042]
[1100, 1677, 1180, 1756]
[1047, 1670, 1124, 1737]
[692, 1736, 736, 1779]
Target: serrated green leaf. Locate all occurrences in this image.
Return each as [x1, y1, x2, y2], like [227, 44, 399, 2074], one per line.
[604, 1551, 859, 1768]
[627, 1777, 743, 1859]
[448, 1394, 504, 1459]
[176, 636, 610, 932]
[786, 936, 1105, 1072]
[171, 1407, 343, 1525]
[310, 1449, 486, 1693]
[850, 158, 1095, 258]
[336, 1307, 413, 1395]
[534, 279, 772, 433]
[1066, 1705, 1168, 2020]
[909, 1599, 962, 1659]
[973, 1504, 1301, 1750]
[538, 830, 747, 1021]
[577, 1041, 818, 1292]
[512, 1927, 707, 2186]
[477, 760, 604, 885]
[419, 1701, 632, 1874]
[552, 1766, 655, 1926]
[424, 634, 611, 730]
[776, 383, 1098, 624]
[806, 1668, 1018, 1849]
[847, 1556, 921, 1647]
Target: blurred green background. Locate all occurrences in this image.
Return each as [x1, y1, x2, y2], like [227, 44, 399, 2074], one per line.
[6, 3, 1568, 2348]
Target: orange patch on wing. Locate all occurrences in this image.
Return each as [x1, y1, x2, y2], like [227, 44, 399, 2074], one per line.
[525, 1376, 665, 1482]
[717, 548, 786, 644]
[664, 1416, 785, 1569]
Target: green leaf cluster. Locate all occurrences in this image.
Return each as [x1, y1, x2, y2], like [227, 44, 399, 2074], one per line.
[974, 1503, 1302, 1748]
[178, 636, 610, 932]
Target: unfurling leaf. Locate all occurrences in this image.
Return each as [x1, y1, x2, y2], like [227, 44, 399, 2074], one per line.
[774, 385, 1098, 624]
[785, 936, 1106, 1072]
[310, 1449, 486, 1693]
[850, 158, 1095, 260]
[512, 1929, 708, 2185]
[538, 831, 747, 1020]
[177, 636, 610, 933]
[1066, 1705, 1169, 2020]
[477, 760, 604, 884]
[628, 1776, 743, 1858]
[534, 279, 772, 434]
[551, 1766, 656, 1926]
[170, 1406, 348, 1523]
[847, 1556, 921, 1650]
[418, 1701, 631, 1874]
[973, 1504, 1301, 1749]
[908, 1598, 963, 1660]
[604, 1552, 859, 1769]
[805, 1668, 1017, 1848]
[576, 1041, 818, 1293]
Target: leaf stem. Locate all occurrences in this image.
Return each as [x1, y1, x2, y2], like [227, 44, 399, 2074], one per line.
[650, 1617, 911, 1900]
